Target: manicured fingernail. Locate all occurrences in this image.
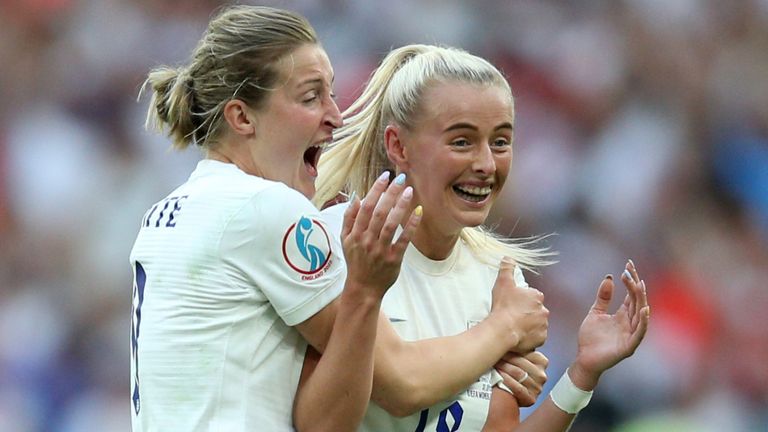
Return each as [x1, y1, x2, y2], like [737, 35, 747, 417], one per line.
[403, 186, 413, 199]
[645, 306, 651, 318]
[605, 274, 613, 280]
[622, 269, 632, 280]
[394, 172, 406, 185]
[349, 190, 357, 202]
[414, 205, 423, 216]
[378, 171, 390, 182]
[628, 258, 635, 268]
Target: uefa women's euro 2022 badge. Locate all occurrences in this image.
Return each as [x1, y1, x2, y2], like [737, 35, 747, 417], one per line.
[282, 216, 333, 280]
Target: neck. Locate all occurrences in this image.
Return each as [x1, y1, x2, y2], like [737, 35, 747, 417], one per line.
[206, 146, 260, 177]
[411, 217, 462, 260]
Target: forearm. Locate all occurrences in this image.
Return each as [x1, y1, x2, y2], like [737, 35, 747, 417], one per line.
[482, 387, 520, 432]
[293, 286, 381, 432]
[371, 316, 514, 416]
[502, 368, 596, 432]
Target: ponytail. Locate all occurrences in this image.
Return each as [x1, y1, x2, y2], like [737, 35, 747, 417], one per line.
[142, 67, 199, 150]
[314, 45, 431, 208]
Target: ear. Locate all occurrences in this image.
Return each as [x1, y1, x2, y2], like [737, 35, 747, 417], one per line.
[222, 99, 257, 136]
[384, 124, 410, 171]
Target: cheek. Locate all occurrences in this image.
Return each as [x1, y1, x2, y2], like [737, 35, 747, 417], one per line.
[495, 156, 512, 187]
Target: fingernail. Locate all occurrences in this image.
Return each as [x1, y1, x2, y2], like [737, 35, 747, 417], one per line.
[414, 205, 423, 217]
[349, 190, 357, 202]
[605, 274, 613, 280]
[394, 172, 406, 185]
[402, 186, 413, 199]
[645, 306, 651, 318]
[622, 269, 632, 280]
[628, 258, 635, 268]
[378, 171, 390, 182]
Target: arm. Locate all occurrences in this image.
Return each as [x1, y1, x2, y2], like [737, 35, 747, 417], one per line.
[369, 257, 551, 416]
[298, 257, 550, 417]
[483, 351, 549, 431]
[486, 260, 650, 432]
[292, 173, 420, 432]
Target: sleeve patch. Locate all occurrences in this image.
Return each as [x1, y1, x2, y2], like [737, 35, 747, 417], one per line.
[281, 216, 333, 278]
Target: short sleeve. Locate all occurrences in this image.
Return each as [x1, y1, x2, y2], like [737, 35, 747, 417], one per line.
[221, 184, 346, 326]
[319, 201, 349, 241]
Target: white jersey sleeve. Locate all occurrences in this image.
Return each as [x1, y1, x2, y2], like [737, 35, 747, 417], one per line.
[221, 184, 346, 326]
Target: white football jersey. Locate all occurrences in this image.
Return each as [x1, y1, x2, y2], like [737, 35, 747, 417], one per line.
[322, 203, 528, 432]
[130, 160, 345, 431]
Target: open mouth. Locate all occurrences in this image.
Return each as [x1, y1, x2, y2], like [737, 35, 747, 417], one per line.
[303, 145, 323, 177]
[452, 184, 492, 203]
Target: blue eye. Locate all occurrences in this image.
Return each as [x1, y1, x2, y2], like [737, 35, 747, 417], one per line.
[492, 138, 511, 149]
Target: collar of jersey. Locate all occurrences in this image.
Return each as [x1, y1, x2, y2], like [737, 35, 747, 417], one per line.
[403, 240, 461, 276]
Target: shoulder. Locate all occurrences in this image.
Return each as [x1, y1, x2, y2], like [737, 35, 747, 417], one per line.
[319, 201, 349, 240]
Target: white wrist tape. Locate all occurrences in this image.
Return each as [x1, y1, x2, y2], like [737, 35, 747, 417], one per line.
[549, 369, 593, 414]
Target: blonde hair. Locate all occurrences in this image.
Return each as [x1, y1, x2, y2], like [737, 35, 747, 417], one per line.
[141, 6, 317, 150]
[315, 44, 554, 271]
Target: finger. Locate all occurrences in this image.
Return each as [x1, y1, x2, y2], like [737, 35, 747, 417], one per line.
[627, 305, 650, 353]
[352, 171, 390, 235]
[379, 185, 413, 246]
[391, 203, 422, 257]
[627, 259, 641, 284]
[495, 367, 535, 407]
[367, 172, 407, 240]
[341, 193, 360, 239]
[499, 353, 547, 387]
[523, 350, 549, 368]
[622, 268, 642, 328]
[591, 275, 614, 314]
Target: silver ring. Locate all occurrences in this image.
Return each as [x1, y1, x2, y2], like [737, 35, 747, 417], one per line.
[517, 372, 529, 384]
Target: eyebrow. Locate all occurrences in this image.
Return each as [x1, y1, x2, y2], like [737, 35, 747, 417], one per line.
[297, 75, 335, 89]
[443, 122, 514, 133]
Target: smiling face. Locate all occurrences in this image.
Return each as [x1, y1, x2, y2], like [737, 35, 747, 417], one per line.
[391, 80, 514, 252]
[249, 43, 341, 198]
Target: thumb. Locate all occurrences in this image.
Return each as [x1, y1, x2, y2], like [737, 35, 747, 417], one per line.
[591, 275, 614, 313]
[495, 256, 518, 287]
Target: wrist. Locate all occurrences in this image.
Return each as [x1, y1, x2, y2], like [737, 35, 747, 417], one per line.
[549, 368, 594, 415]
[567, 359, 601, 391]
[341, 281, 385, 309]
[486, 312, 520, 351]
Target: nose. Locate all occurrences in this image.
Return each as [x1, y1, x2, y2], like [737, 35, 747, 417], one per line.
[324, 97, 343, 129]
[473, 144, 496, 175]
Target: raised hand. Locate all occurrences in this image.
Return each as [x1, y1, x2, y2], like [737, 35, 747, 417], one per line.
[489, 257, 549, 353]
[341, 172, 421, 296]
[570, 260, 650, 389]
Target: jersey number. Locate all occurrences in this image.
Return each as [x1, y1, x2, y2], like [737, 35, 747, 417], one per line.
[415, 401, 464, 432]
[131, 261, 147, 414]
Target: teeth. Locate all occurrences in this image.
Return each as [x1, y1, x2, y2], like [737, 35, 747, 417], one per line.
[455, 185, 491, 196]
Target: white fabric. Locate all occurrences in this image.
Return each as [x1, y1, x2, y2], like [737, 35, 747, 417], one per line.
[323, 202, 528, 432]
[130, 160, 345, 432]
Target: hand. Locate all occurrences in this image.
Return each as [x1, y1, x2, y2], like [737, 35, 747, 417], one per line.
[570, 260, 650, 390]
[341, 172, 421, 297]
[489, 257, 549, 352]
[494, 351, 549, 407]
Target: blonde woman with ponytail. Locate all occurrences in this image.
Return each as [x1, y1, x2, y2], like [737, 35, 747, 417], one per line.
[312, 44, 650, 431]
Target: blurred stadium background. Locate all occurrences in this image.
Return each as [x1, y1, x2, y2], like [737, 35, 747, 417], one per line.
[0, 0, 766, 430]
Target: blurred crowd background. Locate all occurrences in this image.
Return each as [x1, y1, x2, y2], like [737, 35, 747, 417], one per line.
[0, 0, 766, 430]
